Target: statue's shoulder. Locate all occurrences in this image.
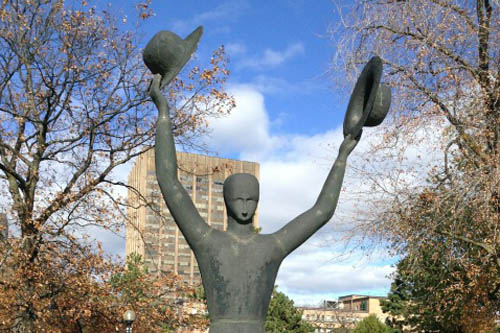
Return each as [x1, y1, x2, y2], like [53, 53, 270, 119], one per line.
[192, 228, 228, 257]
[254, 233, 286, 255]
[199, 227, 230, 246]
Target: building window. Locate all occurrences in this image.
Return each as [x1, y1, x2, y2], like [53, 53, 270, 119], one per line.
[360, 300, 367, 311]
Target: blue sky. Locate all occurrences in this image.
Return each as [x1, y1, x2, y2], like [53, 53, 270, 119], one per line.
[103, 0, 402, 306]
[126, 0, 346, 137]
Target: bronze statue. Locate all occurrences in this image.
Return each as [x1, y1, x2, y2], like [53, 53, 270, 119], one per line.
[144, 27, 390, 333]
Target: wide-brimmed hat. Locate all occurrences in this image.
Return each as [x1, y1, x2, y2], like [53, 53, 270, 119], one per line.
[143, 26, 203, 89]
[343, 56, 391, 137]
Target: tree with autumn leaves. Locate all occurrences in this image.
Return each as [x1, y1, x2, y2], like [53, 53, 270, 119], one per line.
[0, 0, 232, 331]
[265, 288, 315, 333]
[331, 0, 498, 331]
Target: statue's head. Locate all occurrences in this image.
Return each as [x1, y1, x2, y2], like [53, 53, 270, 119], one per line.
[223, 173, 259, 224]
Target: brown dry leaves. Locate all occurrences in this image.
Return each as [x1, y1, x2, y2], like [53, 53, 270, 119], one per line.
[0, 239, 207, 331]
[330, 0, 499, 330]
[0, 0, 231, 331]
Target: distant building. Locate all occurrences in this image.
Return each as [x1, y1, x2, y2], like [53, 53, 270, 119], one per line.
[338, 294, 387, 314]
[299, 295, 388, 332]
[126, 150, 259, 284]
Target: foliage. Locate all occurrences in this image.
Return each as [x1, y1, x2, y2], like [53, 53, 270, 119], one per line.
[265, 287, 315, 333]
[331, 1, 499, 331]
[0, 236, 115, 331]
[332, 329, 353, 333]
[0, 240, 207, 332]
[352, 314, 390, 333]
[109, 253, 208, 332]
[380, 192, 499, 332]
[0, 0, 233, 330]
[380, 272, 410, 332]
[382, 244, 498, 332]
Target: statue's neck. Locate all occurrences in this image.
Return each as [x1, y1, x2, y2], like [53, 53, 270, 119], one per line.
[226, 216, 255, 236]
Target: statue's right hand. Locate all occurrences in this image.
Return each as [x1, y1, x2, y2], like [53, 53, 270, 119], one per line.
[148, 74, 162, 98]
[339, 132, 361, 159]
[148, 74, 168, 116]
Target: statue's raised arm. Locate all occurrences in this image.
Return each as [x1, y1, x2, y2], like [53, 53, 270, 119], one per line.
[150, 74, 210, 248]
[273, 56, 391, 256]
[145, 27, 210, 250]
[273, 134, 359, 255]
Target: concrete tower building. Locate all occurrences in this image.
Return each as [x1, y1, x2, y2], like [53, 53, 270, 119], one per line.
[126, 151, 259, 285]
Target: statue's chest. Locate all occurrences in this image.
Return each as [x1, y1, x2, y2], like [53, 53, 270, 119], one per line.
[219, 240, 273, 267]
[196, 235, 282, 279]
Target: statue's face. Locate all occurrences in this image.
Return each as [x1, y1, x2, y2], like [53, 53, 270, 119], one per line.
[223, 174, 259, 224]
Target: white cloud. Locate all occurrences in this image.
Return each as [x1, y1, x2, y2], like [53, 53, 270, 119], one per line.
[204, 85, 283, 158]
[238, 42, 305, 70]
[64, 160, 135, 259]
[247, 74, 324, 96]
[225, 42, 247, 57]
[258, 130, 343, 232]
[262, 43, 304, 65]
[203, 84, 444, 236]
[171, 1, 250, 35]
[86, 225, 125, 257]
[90, 160, 136, 257]
[276, 240, 395, 305]
[202, 84, 444, 303]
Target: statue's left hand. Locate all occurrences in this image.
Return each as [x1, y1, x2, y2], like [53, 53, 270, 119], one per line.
[339, 131, 361, 159]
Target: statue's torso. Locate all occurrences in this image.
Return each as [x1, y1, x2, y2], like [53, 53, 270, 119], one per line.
[193, 230, 284, 330]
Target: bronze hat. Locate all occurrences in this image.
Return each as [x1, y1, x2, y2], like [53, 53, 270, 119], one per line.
[343, 56, 391, 137]
[143, 26, 203, 89]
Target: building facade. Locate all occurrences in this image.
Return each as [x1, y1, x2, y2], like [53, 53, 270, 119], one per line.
[126, 150, 260, 285]
[299, 295, 388, 332]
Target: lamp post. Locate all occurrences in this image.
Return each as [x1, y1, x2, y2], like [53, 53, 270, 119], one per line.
[123, 309, 136, 333]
